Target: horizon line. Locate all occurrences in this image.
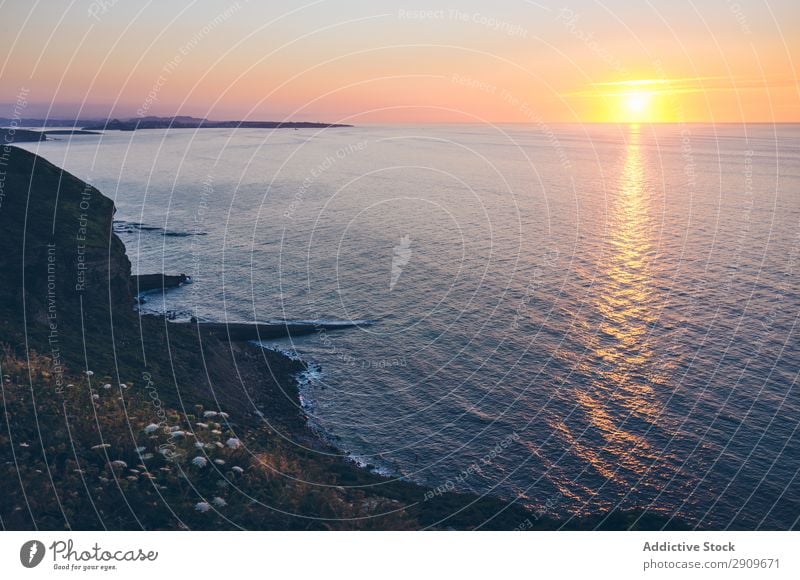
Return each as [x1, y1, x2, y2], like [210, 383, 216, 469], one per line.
[3, 117, 799, 126]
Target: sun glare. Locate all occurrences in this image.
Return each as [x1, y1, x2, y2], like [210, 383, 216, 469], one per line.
[621, 90, 654, 123]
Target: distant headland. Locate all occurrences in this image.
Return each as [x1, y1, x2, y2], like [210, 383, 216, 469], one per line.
[0, 115, 352, 132]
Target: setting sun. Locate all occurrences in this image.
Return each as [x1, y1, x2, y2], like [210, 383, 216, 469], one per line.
[571, 79, 680, 123]
[623, 91, 654, 122]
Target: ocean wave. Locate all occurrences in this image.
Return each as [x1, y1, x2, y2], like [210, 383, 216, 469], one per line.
[162, 230, 208, 237]
[113, 219, 161, 233]
[250, 341, 304, 361]
[344, 452, 396, 477]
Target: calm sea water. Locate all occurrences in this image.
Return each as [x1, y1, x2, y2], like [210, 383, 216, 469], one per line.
[20, 123, 800, 529]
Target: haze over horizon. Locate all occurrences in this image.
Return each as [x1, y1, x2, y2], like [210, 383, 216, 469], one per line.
[1, 0, 797, 124]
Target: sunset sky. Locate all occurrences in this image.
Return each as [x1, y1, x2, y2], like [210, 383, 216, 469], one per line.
[1, 0, 797, 123]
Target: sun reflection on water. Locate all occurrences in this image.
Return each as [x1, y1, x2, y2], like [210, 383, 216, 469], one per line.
[550, 127, 677, 504]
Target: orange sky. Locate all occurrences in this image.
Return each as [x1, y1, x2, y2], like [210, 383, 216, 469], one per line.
[1, 1, 797, 123]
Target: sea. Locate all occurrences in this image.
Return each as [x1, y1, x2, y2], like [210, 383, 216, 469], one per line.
[19, 123, 800, 529]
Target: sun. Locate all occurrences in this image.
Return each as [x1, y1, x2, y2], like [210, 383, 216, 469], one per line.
[573, 79, 676, 123]
[622, 91, 653, 122]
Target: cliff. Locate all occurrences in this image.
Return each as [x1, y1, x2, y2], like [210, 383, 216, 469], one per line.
[0, 145, 133, 346]
[0, 146, 302, 418]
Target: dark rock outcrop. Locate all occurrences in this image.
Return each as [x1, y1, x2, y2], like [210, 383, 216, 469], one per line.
[132, 272, 191, 292]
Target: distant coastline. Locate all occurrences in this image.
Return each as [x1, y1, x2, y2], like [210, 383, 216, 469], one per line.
[82, 116, 352, 131]
[1, 115, 352, 132]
